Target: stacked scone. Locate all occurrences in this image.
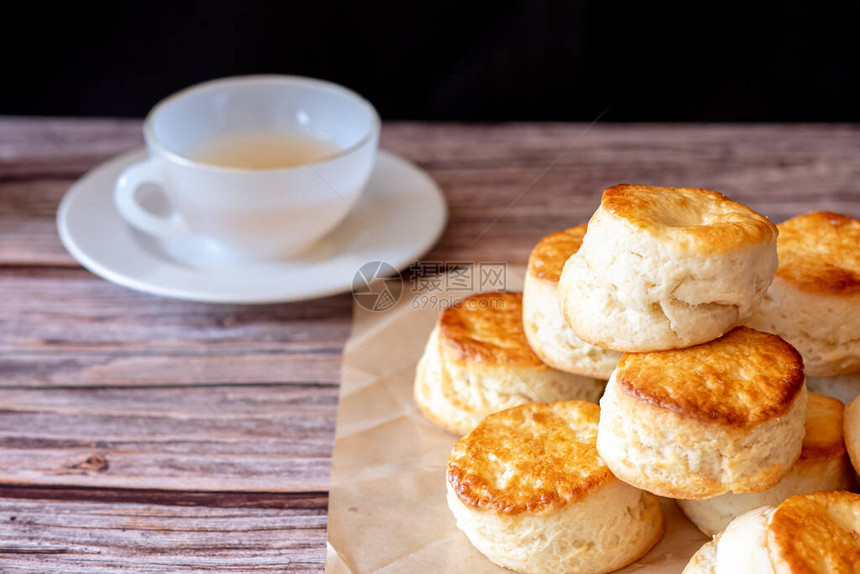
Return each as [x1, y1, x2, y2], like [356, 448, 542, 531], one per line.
[558, 184, 779, 351]
[414, 184, 860, 573]
[414, 292, 605, 436]
[748, 211, 860, 403]
[677, 392, 853, 536]
[522, 224, 622, 379]
[447, 401, 663, 574]
[597, 327, 807, 500]
[684, 491, 860, 573]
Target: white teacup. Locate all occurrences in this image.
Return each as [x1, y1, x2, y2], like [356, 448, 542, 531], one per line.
[114, 75, 380, 259]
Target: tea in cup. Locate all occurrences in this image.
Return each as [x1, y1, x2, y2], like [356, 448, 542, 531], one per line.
[114, 75, 380, 259]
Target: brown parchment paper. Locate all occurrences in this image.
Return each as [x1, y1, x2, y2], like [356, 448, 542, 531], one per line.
[325, 267, 708, 573]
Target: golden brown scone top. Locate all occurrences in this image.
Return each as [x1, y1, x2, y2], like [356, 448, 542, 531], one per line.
[615, 327, 804, 427]
[600, 184, 778, 254]
[527, 225, 586, 283]
[447, 401, 612, 514]
[438, 292, 547, 369]
[800, 393, 846, 462]
[768, 491, 860, 572]
[775, 211, 860, 295]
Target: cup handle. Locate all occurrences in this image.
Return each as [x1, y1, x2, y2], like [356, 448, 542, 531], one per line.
[114, 158, 191, 238]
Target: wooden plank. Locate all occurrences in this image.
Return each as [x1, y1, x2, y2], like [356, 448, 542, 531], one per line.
[0, 385, 336, 491]
[0, 179, 87, 266]
[0, 488, 327, 572]
[0, 117, 142, 177]
[0, 351, 342, 388]
[0, 272, 351, 352]
[0, 271, 351, 388]
[0, 117, 139, 266]
[0, 270, 351, 351]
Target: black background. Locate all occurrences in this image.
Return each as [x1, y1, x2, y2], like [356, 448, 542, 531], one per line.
[5, 1, 858, 121]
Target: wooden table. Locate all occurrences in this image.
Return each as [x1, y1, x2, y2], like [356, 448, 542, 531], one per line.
[0, 119, 858, 571]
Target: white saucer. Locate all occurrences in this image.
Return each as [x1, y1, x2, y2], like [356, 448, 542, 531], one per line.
[57, 148, 447, 304]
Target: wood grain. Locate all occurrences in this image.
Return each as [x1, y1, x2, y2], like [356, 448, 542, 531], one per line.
[0, 118, 858, 571]
[0, 270, 351, 351]
[0, 488, 327, 572]
[0, 273, 349, 388]
[0, 385, 336, 491]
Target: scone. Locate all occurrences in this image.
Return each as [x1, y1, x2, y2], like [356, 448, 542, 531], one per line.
[683, 532, 721, 574]
[559, 184, 778, 352]
[678, 393, 852, 536]
[843, 395, 860, 476]
[447, 401, 663, 574]
[597, 326, 807, 499]
[414, 292, 605, 435]
[807, 373, 860, 404]
[683, 491, 860, 573]
[523, 225, 622, 379]
[748, 211, 860, 376]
